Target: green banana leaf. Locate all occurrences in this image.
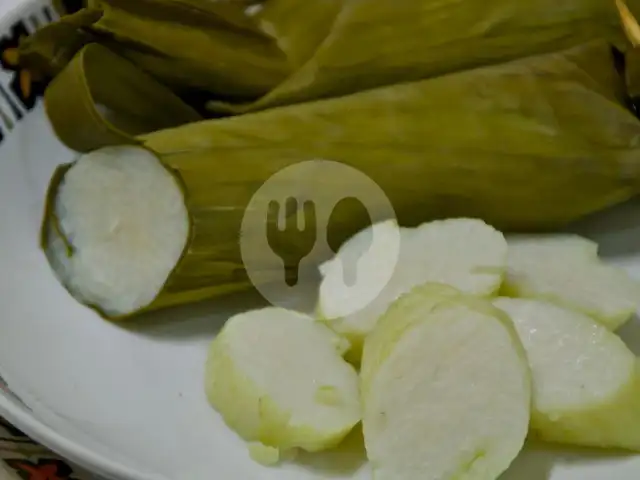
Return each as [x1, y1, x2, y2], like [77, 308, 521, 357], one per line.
[19, 8, 100, 79]
[128, 41, 640, 311]
[208, 0, 638, 113]
[94, 0, 290, 98]
[42, 41, 640, 317]
[27, 0, 638, 114]
[45, 43, 202, 152]
[23, 0, 290, 101]
[254, 0, 342, 69]
[138, 41, 640, 242]
[23, 0, 640, 154]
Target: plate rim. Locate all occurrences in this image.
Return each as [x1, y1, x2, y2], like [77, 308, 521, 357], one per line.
[0, 394, 165, 480]
[0, 2, 167, 479]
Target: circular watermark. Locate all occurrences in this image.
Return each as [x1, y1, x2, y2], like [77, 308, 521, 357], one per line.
[240, 159, 400, 317]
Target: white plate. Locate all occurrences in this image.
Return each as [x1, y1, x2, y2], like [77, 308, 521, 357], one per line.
[3, 2, 640, 479]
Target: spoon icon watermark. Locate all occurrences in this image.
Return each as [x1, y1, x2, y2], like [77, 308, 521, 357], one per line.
[240, 159, 400, 316]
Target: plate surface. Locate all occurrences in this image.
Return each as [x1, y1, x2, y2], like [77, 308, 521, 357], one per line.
[4, 2, 640, 479]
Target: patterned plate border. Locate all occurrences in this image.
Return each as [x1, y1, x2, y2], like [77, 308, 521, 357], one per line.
[0, 0, 56, 146]
[0, 2, 96, 478]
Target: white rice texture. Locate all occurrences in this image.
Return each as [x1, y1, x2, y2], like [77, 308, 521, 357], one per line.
[46, 146, 189, 317]
[363, 301, 530, 480]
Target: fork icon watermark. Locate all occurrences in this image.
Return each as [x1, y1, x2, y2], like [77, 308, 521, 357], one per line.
[240, 159, 400, 316]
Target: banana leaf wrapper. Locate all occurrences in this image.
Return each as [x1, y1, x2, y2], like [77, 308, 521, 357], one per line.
[22, 0, 290, 100]
[255, 0, 342, 69]
[44, 43, 202, 152]
[208, 0, 637, 114]
[41, 41, 640, 319]
[145, 41, 640, 233]
[29, 0, 640, 152]
[18, 8, 101, 79]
